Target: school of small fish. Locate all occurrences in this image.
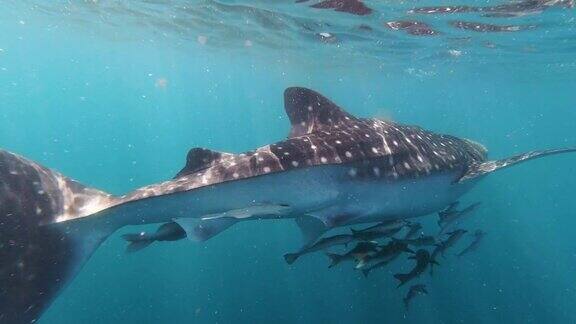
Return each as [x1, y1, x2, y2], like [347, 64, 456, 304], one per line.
[284, 202, 486, 311]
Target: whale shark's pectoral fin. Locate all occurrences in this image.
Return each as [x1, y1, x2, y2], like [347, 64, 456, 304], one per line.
[173, 217, 238, 242]
[457, 147, 576, 182]
[295, 215, 329, 246]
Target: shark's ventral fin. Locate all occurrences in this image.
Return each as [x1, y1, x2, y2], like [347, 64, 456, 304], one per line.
[175, 148, 233, 178]
[458, 147, 576, 182]
[284, 87, 357, 138]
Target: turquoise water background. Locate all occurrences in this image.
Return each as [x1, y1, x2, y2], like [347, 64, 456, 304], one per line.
[1, 2, 576, 323]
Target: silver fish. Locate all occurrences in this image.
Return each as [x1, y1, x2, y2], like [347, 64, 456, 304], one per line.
[283, 234, 354, 264]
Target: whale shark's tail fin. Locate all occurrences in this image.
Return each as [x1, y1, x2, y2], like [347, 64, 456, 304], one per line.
[0, 150, 119, 323]
[458, 147, 576, 182]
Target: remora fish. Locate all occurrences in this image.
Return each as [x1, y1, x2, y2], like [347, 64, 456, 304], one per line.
[403, 284, 428, 311]
[1, 87, 574, 322]
[352, 219, 407, 233]
[356, 240, 413, 269]
[403, 222, 423, 239]
[394, 249, 437, 287]
[430, 229, 467, 275]
[283, 234, 354, 264]
[326, 241, 379, 268]
[457, 230, 486, 257]
[351, 226, 403, 241]
[393, 235, 437, 247]
[431, 229, 468, 261]
[122, 222, 187, 253]
[438, 202, 481, 234]
[360, 251, 402, 278]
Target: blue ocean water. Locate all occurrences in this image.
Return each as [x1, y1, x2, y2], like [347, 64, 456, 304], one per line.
[1, 1, 576, 323]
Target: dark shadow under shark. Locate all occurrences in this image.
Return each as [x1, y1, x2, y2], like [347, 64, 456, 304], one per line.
[1, 87, 575, 323]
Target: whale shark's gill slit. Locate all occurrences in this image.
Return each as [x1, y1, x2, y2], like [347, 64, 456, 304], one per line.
[458, 147, 576, 182]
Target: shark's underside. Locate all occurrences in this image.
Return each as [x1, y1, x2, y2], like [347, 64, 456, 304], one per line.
[0, 87, 574, 323]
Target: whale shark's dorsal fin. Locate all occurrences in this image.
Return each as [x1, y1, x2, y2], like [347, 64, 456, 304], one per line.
[458, 147, 576, 182]
[174, 148, 234, 178]
[284, 87, 358, 138]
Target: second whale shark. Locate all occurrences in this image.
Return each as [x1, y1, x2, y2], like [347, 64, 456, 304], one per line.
[1, 87, 574, 323]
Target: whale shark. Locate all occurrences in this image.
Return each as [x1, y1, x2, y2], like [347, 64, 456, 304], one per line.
[1, 87, 574, 323]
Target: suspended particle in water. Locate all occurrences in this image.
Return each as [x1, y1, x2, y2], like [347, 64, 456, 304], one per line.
[155, 78, 168, 89]
[197, 35, 208, 45]
[244, 40, 253, 47]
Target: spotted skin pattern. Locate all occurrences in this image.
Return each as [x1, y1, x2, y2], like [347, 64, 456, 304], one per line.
[1, 87, 573, 323]
[0, 151, 115, 323]
[121, 87, 487, 203]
